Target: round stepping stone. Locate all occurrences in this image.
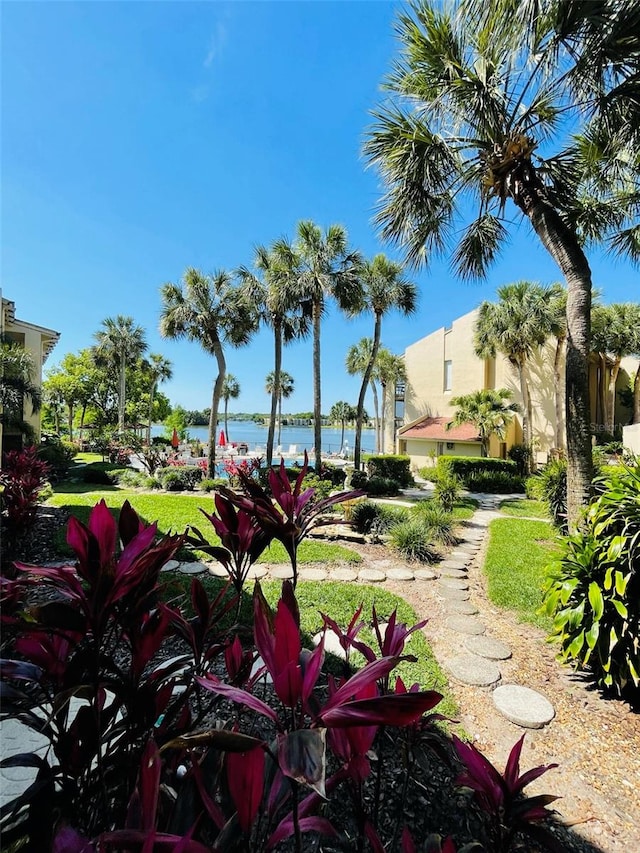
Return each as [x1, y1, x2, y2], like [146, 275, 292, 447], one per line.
[413, 567, 437, 580]
[270, 565, 295, 579]
[445, 600, 479, 615]
[445, 615, 486, 635]
[439, 559, 468, 571]
[439, 567, 468, 579]
[437, 586, 470, 601]
[358, 568, 386, 583]
[329, 567, 359, 581]
[449, 551, 473, 562]
[178, 561, 207, 575]
[386, 567, 415, 581]
[161, 559, 180, 573]
[208, 563, 229, 578]
[298, 567, 328, 581]
[446, 654, 501, 687]
[493, 685, 555, 729]
[313, 631, 346, 659]
[246, 565, 268, 580]
[438, 577, 469, 590]
[465, 636, 512, 661]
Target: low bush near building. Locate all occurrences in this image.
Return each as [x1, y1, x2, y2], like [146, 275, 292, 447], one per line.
[543, 465, 640, 703]
[366, 454, 414, 487]
[156, 465, 204, 491]
[438, 456, 518, 480]
[463, 471, 525, 494]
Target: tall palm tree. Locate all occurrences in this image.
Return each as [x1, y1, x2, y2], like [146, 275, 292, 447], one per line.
[144, 354, 173, 445]
[294, 221, 363, 470]
[159, 268, 257, 477]
[448, 389, 521, 458]
[0, 340, 41, 445]
[474, 282, 548, 463]
[93, 316, 147, 435]
[348, 254, 417, 469]
[265, 370, 294, 449]
[329, 400, 357, 452]
[365, 0, 639, 526]
[346, 338, 380, 452]
[591, 303, 640, 434]
[544, 285, 567, 452]
[238, 242, 309, 467]
[375, 348, 406, 454]
[221, 374, 240, 442]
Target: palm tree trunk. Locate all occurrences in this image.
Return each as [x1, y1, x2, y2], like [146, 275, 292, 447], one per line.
[597, 354, 607, 430]
[224, 398, 229, 442]
[607, 359, 621, 435]
[517, 360, 531, 449]
[553, 335, 566, 451]
[340, 418, 345, 450]
[207, 339, 226, 479]
[267, 322, 282, 468]
[380, 381, 387, 453]
[278, 395, 283, 448]
[355, 315, 382, 470]
[523, 191, 593, 528]
[119, 353, 126, 435]
[370, 380, 380, 454]
[147, 383, 155, 446]
[632, 368, 640, 425]
[312, 303, 322, 471]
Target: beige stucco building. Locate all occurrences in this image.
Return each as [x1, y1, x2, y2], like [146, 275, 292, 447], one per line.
[1, 291, 60, 455]
[395, 307, 637, 471]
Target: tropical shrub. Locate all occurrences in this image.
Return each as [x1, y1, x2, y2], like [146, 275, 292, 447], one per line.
[437, 456, 518, 482]
[0, 447, 51, 565]
[116, 469, 156, 489]
[199, 477, 227, 492]
[389, 519, 437, 563]
[412, 502, 457, 546]
[507, 443, 533, 476]
[366, 454, 414, 487]
[542, 466, 640, 702]
[81, 462, 126, 485]
[433, 470, 462, 512]
[37, 435, 75, 478]
[528, 460, 567, 531]
[418, 465, 439, 482]
[350, 469, 369, 490]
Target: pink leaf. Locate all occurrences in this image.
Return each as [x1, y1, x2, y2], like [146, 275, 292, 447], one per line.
[196, 676, 279, 723]
[227, 746, 265, 833]
[266, 816, 336, 851]
[321, 692, 443, 728]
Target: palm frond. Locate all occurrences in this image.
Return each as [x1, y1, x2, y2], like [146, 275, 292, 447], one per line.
[452, 213, 509, 280]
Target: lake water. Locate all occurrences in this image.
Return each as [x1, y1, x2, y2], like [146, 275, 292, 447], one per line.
[151, 421, 376, 456]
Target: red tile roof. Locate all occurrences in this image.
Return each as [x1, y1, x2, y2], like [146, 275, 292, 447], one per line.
[399, 416, 481, 442]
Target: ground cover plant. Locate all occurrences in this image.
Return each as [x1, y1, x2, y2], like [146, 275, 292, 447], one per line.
[543, 465, 640, 702]
[483, 518, 558, 631]
[1, 494, 564, 852]
[0, 446, 51, 569]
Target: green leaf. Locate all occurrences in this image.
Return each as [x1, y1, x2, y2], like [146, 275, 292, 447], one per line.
[604, 566, 614, 591]
[609, 625, 619, 652]
[607, 536, 626, 562]
[587, 582, 604, 622]
[585, 622, 600, 650]
[568, 630, 584, 659]
[611, 599, 628, 619]
[614, 571, 629, 597]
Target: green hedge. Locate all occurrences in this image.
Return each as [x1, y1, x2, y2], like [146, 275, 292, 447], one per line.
[366, 455, 413, 488]
[156, 466, 203, 491]
[437, 456, 517, 479]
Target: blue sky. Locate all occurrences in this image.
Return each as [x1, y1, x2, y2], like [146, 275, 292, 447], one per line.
[3, 1, 638, 415]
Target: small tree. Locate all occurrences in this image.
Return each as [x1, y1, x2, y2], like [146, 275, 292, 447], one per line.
[448, 389, 521, 457]
[221, 373, 240, 441]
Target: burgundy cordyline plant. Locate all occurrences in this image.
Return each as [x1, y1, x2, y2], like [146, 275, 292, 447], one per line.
[214, 451, 364, 587]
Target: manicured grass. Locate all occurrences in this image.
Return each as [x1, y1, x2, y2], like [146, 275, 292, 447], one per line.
[46, 491, 361, 564]
[499, 498, 548, 519]
[483, 518, 558, 630]
[167, 575, 458, 720]
[450, 497, 479, 520]
[72, 452, 104, 464]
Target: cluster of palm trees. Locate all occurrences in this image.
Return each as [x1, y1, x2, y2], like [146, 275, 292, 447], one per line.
[364, 0, 639, 526]
[159, 223, 417, 477]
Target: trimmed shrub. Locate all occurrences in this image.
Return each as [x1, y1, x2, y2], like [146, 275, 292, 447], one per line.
[200, 477, 227, 492]
[117, 469, 156, 489]
[37, 436, 76, 478]
[350, 470, 369, 490]
[389, 520, 437, 563]
[543, 465, 640, 702]
[350, 500, 409, 534]
[82, 463, 126, 485]
[437, 456, 518, 481]
[417, 466, 439, 482]
[366, 455, 414, 488]
[364, 476, 400, 496]
[463, 471, 525, 494]
[156, 466, 203, 491]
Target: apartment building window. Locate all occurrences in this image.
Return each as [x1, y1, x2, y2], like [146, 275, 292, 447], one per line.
[444, 359, 452, 391]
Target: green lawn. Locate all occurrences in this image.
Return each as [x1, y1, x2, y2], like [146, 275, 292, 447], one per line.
[46, 490, 361, 565]
[499, 498, 548, 519]
[166, 575, 458, 720]
[71, 452, 104, 464]
[483, 517, 558, 630]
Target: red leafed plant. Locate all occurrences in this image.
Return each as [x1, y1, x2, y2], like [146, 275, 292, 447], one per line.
[453, 734, 562, 852]
[0, 446, 51, 569]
